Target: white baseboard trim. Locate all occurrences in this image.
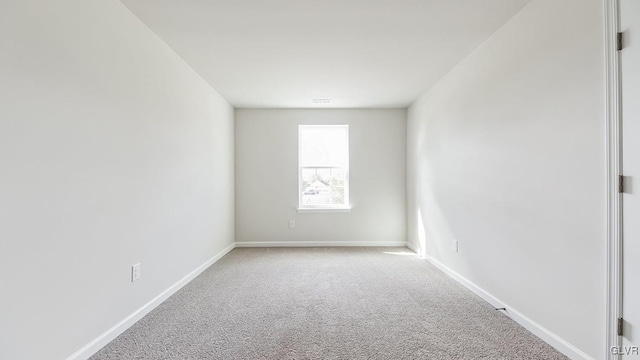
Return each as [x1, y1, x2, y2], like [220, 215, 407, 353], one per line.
[423, 254, 594, 360]
[405, 241, 419, 253]
[69, 242, 585, 359]
[234, 241, 408, 248]
[65, 242, 236, 360]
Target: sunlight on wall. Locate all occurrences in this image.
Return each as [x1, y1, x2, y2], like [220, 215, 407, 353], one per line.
[383, 251, 418, 256]
[417, 208, 427, 258]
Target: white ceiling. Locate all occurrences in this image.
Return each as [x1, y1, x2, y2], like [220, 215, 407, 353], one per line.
[120, 0, 531, 108]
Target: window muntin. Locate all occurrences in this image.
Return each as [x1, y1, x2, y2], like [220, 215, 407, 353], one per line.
[298, 125, 349, 209]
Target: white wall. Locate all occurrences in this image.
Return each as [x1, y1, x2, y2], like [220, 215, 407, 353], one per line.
[235, 109, 406, 246]
[0, 1, 234, 359]
[407, 0, 605, 358]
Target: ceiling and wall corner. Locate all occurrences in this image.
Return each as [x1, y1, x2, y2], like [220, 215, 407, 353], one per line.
[118, 0, 532, 108]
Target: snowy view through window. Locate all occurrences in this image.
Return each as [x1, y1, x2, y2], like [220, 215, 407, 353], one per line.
[299, 125, 349, 208]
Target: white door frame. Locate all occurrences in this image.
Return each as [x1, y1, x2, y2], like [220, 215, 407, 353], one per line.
[605, 0, 622, 359]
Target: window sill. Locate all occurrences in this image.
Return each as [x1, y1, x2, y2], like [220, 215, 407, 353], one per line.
[297, 207, 351, 213]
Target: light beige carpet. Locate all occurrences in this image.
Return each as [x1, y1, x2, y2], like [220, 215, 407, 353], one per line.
[91, 247, 567, 360]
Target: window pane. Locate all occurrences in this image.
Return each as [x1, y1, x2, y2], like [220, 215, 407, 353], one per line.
[301, 167, 345, 206]
[299, 125, 349, 208]
[300, 126, 348, 167]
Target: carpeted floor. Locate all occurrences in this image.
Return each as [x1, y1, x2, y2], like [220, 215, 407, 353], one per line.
[90, 247, 568, 360]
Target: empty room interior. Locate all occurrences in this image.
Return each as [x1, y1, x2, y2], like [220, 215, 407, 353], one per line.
[2, 0, 636, 359]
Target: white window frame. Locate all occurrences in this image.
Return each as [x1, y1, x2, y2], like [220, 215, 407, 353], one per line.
[297, 125, 350, 212]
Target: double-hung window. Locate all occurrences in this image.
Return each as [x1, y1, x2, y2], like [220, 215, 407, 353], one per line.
[298, 125, 349, 210]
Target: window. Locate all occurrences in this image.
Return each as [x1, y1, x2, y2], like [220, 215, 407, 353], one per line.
[298, 125, 349, 210]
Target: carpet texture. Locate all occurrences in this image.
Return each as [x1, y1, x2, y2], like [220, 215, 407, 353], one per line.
[91, 247, 568, 360]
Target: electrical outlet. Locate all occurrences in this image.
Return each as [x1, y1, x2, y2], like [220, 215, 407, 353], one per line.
[131, 263, 141, 282]
[289, 220, 295, 229]
[453, 240, 459, 253]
